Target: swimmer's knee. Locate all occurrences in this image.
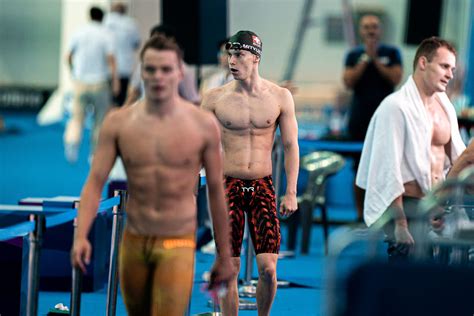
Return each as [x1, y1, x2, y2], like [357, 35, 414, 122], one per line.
[259, 265, 276, 283]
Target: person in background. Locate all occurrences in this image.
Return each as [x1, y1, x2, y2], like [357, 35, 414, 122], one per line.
[104, 1, 141, 107]
[343, 14, 403, 222]
[63, 6, 119, 163]
[200, 38, 233, 95]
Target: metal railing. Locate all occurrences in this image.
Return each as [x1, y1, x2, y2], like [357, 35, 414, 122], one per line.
[0, 192, 124, 316]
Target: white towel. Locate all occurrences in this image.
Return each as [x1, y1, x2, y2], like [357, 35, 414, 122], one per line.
[356, 76, 465, 227]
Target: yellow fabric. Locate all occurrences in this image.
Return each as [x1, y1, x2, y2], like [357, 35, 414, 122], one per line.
[119, 230, 196, 316]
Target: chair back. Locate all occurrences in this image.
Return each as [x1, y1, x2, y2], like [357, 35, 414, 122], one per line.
[300, 151, 345, 206]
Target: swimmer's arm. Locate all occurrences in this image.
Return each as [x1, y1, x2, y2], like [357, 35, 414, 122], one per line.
[202, 116, 231, 258]
[75, 113, 119, 241]
[279, 89, 299, 197]
[448, 141, 474, 178]
[388, 195, 407, 226]
[388, 195, 414, 246]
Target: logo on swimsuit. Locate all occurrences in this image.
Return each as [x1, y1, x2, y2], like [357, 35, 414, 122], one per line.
[163, 239, 195, 249]
[242, 186, 255, 192]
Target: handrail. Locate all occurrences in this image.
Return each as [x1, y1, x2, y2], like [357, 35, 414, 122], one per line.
[0, 196, 122, 240]
[0, 221, 35, 241]
[0, 205, 43, 213]
[98, 196, 121, 212]
[0, 195, 123, 316]
[46, 210, 78, 228]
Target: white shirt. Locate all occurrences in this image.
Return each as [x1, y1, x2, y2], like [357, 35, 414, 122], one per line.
[103, 12, 140, 77]
[200, 69, 233, 93]
[69, 21, 114, 84]
[356, 76, 465, 226]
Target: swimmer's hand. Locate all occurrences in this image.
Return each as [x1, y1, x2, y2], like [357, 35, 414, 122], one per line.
[208, 255, 234, 292]
[279, 193, 298, 218]
[429, 207, 446, 234]
[71, 237, 91, 274]
[394, 221, 415, 254]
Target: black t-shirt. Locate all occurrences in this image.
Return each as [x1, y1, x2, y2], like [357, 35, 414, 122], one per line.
[344, 44, 402, 140]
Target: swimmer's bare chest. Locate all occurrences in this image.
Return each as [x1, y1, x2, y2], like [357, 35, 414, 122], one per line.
[429, 97, 451, 184]
[214, 93, 280, 131]
[404, 98, 451, 197]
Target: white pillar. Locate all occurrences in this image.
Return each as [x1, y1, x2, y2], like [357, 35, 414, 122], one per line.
[129, 0, 161, 41]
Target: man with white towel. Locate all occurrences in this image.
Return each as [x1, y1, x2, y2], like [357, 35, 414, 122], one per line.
[356, 37, 466, 259]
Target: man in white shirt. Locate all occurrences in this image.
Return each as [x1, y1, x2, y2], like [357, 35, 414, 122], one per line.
[200, 39, 233, 95]
[104, 2, 140, 107]
[64, 6, 119, 163]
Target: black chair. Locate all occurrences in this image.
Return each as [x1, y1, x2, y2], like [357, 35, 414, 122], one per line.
[287, 151, 345, 254]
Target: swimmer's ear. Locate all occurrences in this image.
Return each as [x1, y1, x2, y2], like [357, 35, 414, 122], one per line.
[178, 61, 185, 80]
[254, 55, 260, 64]
[418, 56, 428, 71]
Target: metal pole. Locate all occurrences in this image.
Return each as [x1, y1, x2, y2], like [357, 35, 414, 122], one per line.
[70, 267, 83, 315]
[341, 0, 356, 47]
[26, 214, 45, 316]
[70, 213, 82, 316]
[106, 190, 127, 316]
[282, 0, 316, 81]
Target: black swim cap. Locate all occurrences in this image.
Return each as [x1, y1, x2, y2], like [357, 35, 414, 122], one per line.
[226, 30, 262, 57]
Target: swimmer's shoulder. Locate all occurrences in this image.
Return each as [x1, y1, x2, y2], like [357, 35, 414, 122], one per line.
[263, 78, 291, 97]
[103, 100, 143, 127]
[202, 81, 235, 109]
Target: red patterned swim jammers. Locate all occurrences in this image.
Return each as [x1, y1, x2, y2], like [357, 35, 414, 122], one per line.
[225, 175, 281, 257]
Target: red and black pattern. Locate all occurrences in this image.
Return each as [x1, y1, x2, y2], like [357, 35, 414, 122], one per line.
[225, 175, 280, 257]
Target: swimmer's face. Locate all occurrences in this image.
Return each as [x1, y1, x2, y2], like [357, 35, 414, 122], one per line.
[227, 48, 259, 80]
[419, 46, 456, 93]
[141, 48, 184, 102]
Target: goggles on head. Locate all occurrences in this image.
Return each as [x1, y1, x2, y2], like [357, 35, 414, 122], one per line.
[225, 42, 243, 50]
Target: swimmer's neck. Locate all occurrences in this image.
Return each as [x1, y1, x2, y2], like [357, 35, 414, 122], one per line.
[144, 95, 180, 117]
[234, 71, 264, 95]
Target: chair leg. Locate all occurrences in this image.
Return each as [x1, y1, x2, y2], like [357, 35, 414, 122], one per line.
[321, 204, 329, 255]
[286, 206, 300, 251]
[301, 201, 312, 254]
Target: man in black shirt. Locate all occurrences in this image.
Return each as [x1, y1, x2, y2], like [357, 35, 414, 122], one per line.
[343, 14, 403, 221]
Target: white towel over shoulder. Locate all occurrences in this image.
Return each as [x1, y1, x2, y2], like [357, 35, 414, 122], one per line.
[356, 76, 465, 227]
